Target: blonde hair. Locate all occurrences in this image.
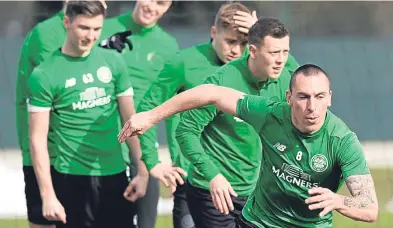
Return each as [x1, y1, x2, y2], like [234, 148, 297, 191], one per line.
[214, 2, 251, 33]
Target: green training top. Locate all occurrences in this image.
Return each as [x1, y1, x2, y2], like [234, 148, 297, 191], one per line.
[138, 42, 224, 171]
[27, 47, 134, 176]
[139, 42, 300, 173]
[237, 95, 370, 227]
[176, 56, 291, 196]
[100, 13, 179, 108]
[16, 11, 66, 166]
[100, 13, 179, 163]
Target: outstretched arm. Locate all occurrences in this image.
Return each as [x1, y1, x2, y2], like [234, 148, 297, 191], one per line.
[118, 84, 244, 142]
[149, 84, 243, 121]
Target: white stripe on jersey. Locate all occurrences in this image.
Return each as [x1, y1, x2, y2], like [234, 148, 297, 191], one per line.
[116, 87, 134, 97]
[28, 104, 51, 113]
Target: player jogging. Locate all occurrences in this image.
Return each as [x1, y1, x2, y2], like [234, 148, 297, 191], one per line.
[119, 64, 378, 228]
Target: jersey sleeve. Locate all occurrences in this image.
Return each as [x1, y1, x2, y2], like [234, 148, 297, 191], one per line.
[236, 95, 276, 133]
[139, 54, 184, 110]
[138, 54, 184, 170]
[27, 67, 53, 112]
[336, 132, 371, 179]
[113, 54, 134, 97]
[175, 73, 222, 181]
[29, 27, 57, 68]
[15, 33, 33, 151]
[16, 33, 33, 98]
[165, 114, 187, 169]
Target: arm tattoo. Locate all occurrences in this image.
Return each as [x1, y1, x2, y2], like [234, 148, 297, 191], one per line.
[344, 174, 377, 208]
[343, 197, 357, 208]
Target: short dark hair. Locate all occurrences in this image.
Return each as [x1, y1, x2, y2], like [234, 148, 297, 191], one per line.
[289, 64, 330, 91]
[248, 17, 289, 47]
[65, 0, 107, 21]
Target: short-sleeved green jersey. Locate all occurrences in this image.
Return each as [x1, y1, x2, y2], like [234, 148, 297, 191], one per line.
[176, 56, 291, 196]
[27, 47, 134, 176]
[139, 43, 300, 172]
[16, 11, 66, 166]
[138, 42, 224, 171]
[100, 13, 179, 108]
[237, 95, 371, 227]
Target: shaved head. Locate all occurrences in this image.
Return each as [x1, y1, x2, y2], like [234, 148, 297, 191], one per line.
[289, 64, 330, 92]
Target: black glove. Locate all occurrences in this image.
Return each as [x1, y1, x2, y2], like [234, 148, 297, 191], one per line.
[99, 30, 133, 53]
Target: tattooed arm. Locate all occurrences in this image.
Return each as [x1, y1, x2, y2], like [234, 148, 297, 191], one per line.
[306, 174, 378, 221]
[335, 174, 378, 222]
[306, 134, 378, 221]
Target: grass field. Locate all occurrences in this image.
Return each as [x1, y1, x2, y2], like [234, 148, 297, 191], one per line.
[1, 168, 392, 228]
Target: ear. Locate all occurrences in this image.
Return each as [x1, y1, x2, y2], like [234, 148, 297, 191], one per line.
[63, 16, 71, 29]
[286, 90, 292, 106]
[248, 44, 258, 59]
[210, 26, 217, 41]
[328, 90, 332, 107]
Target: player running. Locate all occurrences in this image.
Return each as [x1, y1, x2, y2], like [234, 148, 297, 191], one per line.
[119, 63, 378, 228]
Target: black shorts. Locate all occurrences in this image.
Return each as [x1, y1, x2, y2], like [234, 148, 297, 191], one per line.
[235, 214, 260, 228]
[186, 182, 248, 228]
[54, 169, 137, 228]
[23, 165, 57, 225]
[173, 181, 195, 228]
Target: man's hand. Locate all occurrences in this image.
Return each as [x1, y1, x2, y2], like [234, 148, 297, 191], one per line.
[233, 10, 258, 34]
[118, 111, 155, 143]
[99, 30, 133, 53]
[124, 173, 149, 202]
[42, 195, 66, 224]
[209, 174, 238, 215]
[305, 187, 342, 217]
[150, 163, 187, 188]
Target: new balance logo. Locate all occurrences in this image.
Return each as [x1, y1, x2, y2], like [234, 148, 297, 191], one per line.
[65, 78, 76, 88]
[273, 142, 287, 152]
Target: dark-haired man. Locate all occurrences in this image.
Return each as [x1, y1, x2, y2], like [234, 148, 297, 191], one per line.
[172, 17, 294, 227]
[27, 1, 148, 227]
